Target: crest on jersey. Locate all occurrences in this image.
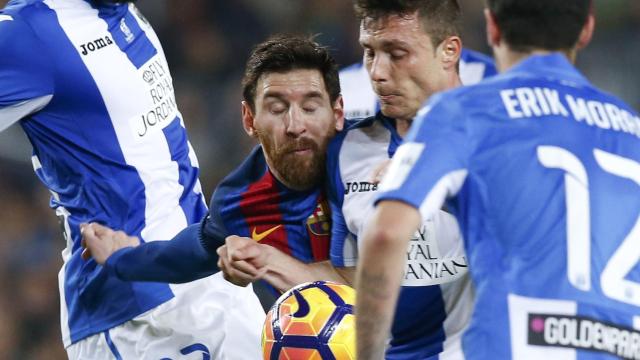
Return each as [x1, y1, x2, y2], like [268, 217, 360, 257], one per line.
[306, 200, 330, 236]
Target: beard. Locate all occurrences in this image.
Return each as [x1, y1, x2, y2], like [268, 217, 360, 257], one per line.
[257, 130, 335, 190]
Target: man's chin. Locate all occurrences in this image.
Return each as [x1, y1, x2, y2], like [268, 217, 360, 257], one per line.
[380, 104, 415, 121]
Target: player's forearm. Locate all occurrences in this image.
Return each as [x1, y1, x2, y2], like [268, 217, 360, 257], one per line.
[355, 202, 421, 360]
[355, 228, 406, 359]
[106, 222, 222, 283]
[262, 248, 349, 292]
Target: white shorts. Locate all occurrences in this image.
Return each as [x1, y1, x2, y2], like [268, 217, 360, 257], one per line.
[66, 273, 265, 360]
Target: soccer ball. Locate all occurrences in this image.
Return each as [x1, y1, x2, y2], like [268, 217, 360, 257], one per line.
[262, 281, 356, 359]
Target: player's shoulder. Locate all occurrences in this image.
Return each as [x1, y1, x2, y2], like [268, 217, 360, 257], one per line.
[461, 48, 495, 67]
[210, 146, 268, 204]
[0, 0, 51, 45]
[1, 0, 49, 23]
[328, 116, 387, 156]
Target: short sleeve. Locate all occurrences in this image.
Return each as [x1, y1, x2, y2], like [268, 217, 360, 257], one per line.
[376, 93, 471, 220]
[0, 16, 55, 129]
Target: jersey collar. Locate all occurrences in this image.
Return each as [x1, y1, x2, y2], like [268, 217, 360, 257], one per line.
[507, 53, 590, 88]
[376, 111, 404, 156]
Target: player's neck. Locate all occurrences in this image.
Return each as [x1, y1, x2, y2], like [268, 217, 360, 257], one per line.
[395, 119, 413, 138]
[496, 47, 577, 72]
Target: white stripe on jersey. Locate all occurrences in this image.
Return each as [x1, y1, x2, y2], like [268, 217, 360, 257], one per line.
[339, 120, 392, 237]
[634, 316, 640, 331]
[0, 95, 52, 132]
[439, 278, 473, 360]
[58, 261, 71, 346]
[44, 0, 188, 243]
[0, 14, 12, 22]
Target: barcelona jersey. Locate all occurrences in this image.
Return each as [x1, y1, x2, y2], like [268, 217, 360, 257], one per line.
[205, 146, 332, 302]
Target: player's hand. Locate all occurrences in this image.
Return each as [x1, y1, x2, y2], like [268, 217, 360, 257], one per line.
[80, 223, 140, 265]
[217, 235, 269, 287]
[370, 159, 391, 184]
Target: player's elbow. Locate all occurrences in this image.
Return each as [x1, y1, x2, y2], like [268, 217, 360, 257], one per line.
[362, 225, 401, 253]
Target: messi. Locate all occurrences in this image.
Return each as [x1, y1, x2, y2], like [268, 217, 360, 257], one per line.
[80, 35, 114, 55]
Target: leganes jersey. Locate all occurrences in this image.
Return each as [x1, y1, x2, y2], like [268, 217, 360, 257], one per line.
[379, 53, 640, 359]
[0, 0, 206, 345]
[327, 115, 473, 359]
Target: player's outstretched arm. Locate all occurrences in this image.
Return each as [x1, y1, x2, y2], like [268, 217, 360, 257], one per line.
[355, 200, 421, 360]
[80, 217, 226, 283]
[220, 235, 354, 291]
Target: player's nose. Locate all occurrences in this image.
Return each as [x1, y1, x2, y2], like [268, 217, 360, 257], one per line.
[369, 53, 390, 83]
[285, 107, 307, 136]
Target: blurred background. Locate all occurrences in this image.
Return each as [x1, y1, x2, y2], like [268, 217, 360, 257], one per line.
[0, 0, 638, 358]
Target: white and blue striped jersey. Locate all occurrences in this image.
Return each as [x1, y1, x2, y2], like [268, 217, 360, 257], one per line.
[339, 48, 497, 119]
[0, 0, 207, 346]
[378, 53, 640, 359]
[327, 115, 473, 359]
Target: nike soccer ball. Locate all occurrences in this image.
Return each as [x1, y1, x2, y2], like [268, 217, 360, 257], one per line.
[262, 281, 356, 360]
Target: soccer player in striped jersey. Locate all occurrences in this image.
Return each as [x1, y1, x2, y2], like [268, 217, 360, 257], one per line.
[0, 0, 263, 358]
[339, 49, 496, 119]
[81, 35, 348, 307]
[357, 1, 640, 359]
[325, 1, 474, 358]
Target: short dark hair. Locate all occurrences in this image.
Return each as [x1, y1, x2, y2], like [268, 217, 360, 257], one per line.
[486, 0, 591, 52]
[353, 0, 461, 49]
[242, 35, 341, 111]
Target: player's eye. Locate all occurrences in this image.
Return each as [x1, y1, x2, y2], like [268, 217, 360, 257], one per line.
[302, 106, 317, 114]
[269, 104, 287, 115]
[364, 48, 375, 61]
[390, 49, 407, 60]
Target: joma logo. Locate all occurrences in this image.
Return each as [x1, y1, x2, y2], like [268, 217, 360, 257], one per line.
[80, 36, 114, 56]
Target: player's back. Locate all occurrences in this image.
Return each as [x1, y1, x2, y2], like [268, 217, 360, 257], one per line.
[0, 0, 207, 345]
[441, 54, 640, 359]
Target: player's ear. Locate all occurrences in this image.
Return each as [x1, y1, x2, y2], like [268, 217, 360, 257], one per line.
[484, 8, 500, 48]
[576, 14, 595, 50]
[440, 36, 461, 71]
[333, 95, 345, 132]
[241, 101, 258, 138]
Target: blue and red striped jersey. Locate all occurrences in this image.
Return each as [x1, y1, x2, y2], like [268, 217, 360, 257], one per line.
[207, 145, 331, 265]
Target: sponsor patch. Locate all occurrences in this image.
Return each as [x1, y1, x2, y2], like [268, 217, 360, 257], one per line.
[528, 313, 640, 359]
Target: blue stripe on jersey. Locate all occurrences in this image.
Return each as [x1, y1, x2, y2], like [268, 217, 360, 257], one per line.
[326, 125, 352, 267]
[104, 330, 123, 360]
[0, 4, 54, 106]
[162, 117, 207, 224]
[388, 288, 446, 359]
[92, 3, 157, 69]
[12, 1, 173, 343]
